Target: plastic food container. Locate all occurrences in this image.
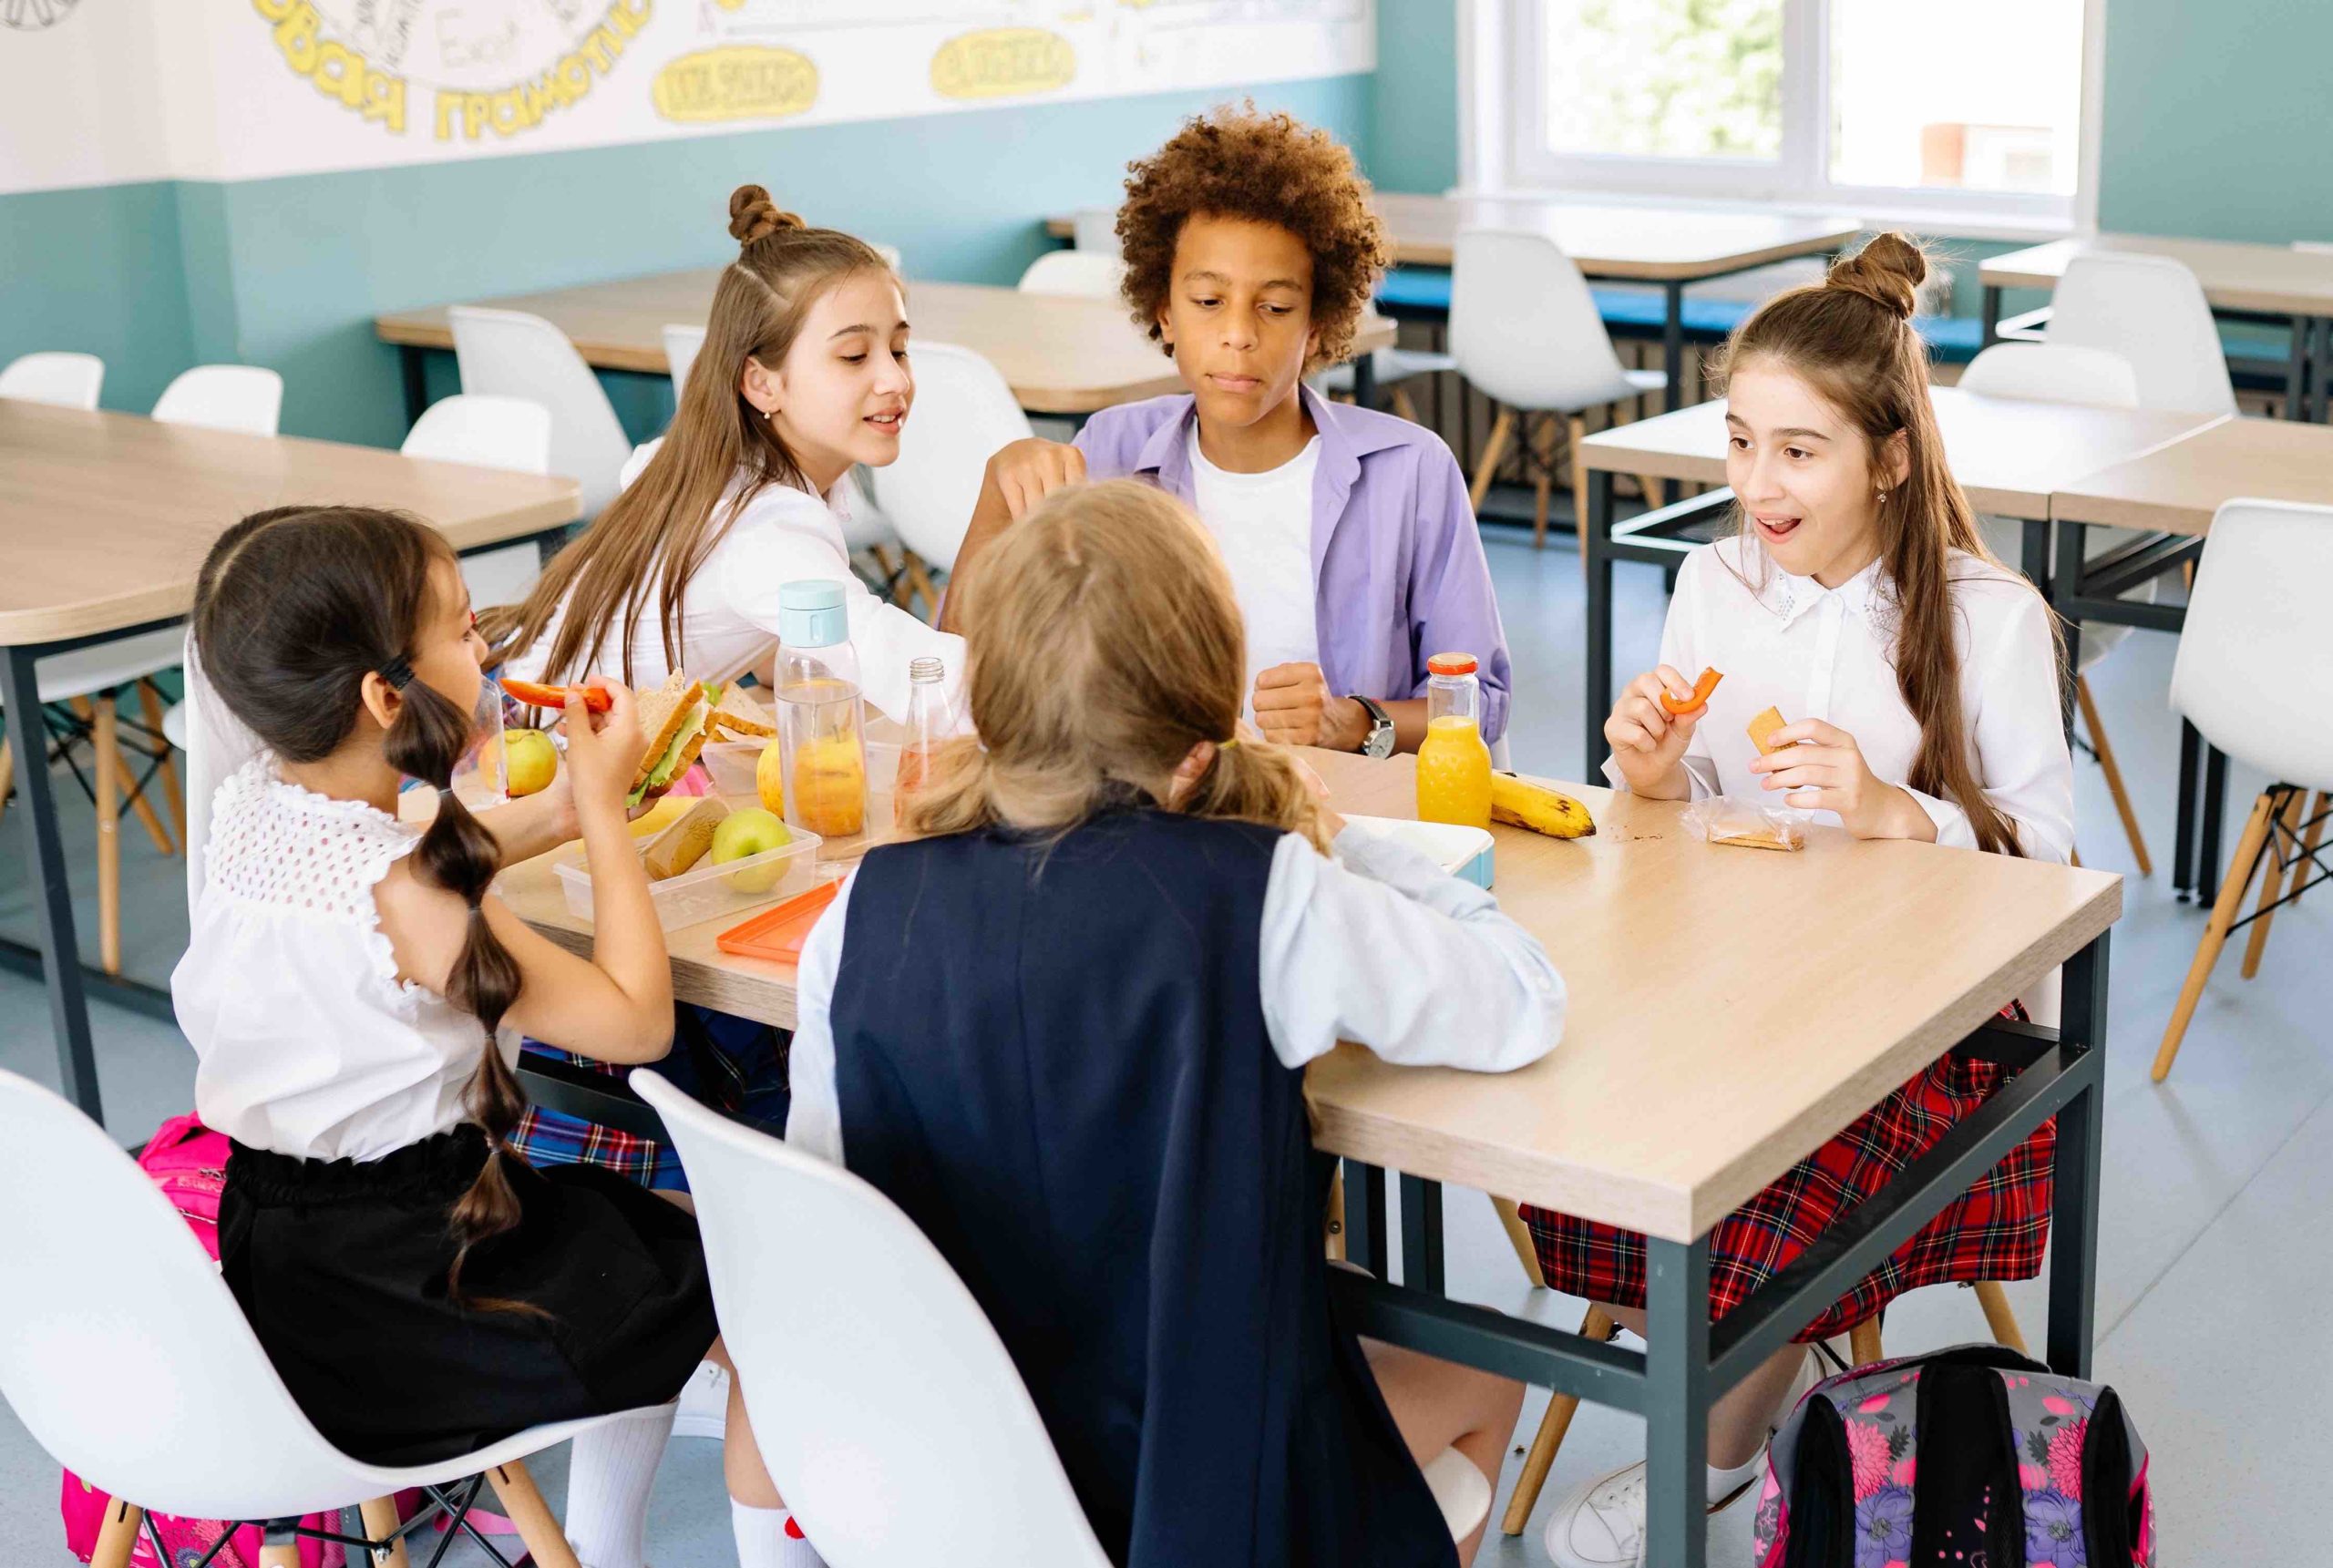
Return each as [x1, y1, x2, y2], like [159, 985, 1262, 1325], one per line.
[701, 740, 769, 800]
[552, 802, 822, 929]
[1341, 815, 1495, 889]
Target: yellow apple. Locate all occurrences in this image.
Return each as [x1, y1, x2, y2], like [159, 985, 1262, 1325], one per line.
[498, 729, 558, 797]
[755, 739, 786, 816]
[710, 805, 793, 893]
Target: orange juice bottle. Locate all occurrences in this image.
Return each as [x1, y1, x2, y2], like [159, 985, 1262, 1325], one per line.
[1414, 651, 1493, 829]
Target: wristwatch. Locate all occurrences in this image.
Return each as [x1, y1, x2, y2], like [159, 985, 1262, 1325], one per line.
[1351, 694, 1397, 758]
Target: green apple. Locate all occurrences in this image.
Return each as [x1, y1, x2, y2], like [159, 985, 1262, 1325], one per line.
[710, 806, 793, 893]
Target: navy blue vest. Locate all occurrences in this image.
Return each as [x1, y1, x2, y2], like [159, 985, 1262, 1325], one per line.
[828, 808, 1455, 1567]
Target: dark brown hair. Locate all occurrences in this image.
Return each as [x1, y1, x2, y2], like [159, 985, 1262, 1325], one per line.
[480, 184, 895, 683]
[194, 506, 531, 1308]
[1115, 102, 1391, 372]
[1717, 232, 2040, 856]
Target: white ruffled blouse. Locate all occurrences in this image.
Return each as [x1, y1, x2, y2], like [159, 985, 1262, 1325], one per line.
[171, 760, 519, 1164]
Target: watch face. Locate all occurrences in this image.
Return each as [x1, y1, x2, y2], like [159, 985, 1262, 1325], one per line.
[1363, 723, 1397, 759]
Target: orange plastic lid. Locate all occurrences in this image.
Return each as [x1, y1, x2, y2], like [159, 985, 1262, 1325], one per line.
[714, 876, 844, 963]
[1426, 651, 1478, 676]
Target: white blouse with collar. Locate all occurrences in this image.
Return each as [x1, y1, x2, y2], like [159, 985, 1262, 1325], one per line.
[1612, 537, 2073, 863]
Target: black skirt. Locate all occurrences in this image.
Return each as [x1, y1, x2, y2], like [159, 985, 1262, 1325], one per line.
[220, 1125, 717, 1467]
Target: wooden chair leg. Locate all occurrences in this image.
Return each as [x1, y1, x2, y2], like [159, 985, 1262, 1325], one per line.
[138, 680, 186, 845]
[487, 1459, 583, 1568]
[2289, 793, 2329, 909]
[1391, 385, 1422, 425]
[1849, 1316, 1884, 1368]
[1325, 1163, 1346, 1263]
[2153, 789, 2283, 1081]
[358, 1494, 412, 1568]
[1971, 1280, 2028, 1355]
[98, 696, 172, 856]
[2240, 788, 2307, 979]
[1490, 1195, 1546, 1288]
[1565, 415, 1588, 564]
[2074, 676, 2150, 876]
[1467, 409, 1515, 514]
[77, 697, 122, 975]
[902, 551, 941, 622]
[1500, 1305, 1617, 1535]
[91, 1497, 144, 1568]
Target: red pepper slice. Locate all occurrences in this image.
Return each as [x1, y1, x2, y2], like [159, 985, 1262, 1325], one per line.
[501, 678, 612, 712]
[1659, 666, 1723, 716]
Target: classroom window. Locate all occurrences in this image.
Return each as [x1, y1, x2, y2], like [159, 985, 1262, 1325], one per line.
[1503, 0, 2093, 226]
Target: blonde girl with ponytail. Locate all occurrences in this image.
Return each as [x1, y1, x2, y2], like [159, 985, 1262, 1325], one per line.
[1526, 236, 2077, 1568]
[784, 480, 1566, 1568]
[175, 507, 813, 1568]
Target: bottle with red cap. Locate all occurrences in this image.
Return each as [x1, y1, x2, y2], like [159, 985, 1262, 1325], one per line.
[1414, 651, 1493, 828]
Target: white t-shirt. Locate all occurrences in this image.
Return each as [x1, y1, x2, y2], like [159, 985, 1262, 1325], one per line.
[172, 760, 519, 1163]
[1187, 428, 1321, 716]
[506, 450, 962, 723]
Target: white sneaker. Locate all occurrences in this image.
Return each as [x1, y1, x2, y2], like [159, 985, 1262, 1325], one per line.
[670, 1359, 729, 1441]
[1540, 1456, 1760, 1568]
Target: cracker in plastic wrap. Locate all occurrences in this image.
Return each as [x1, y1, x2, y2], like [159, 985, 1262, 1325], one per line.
[1683, 794, 1809, 852]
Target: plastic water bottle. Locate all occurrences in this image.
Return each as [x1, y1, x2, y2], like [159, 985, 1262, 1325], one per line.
[775, 580, 868, 839]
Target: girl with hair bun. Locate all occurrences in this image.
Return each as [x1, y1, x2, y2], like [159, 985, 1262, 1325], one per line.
[176, 506, 819, 1568]
[786, 479, 1567, 1568]
[1526, 234, 2076, 1568]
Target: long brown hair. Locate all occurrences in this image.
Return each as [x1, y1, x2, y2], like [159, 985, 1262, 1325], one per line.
[899, 479, 1332, 852]
[194, 507, 531, 1309]
[478, 184, 895, 685]
[1717, 232, 2042, 856]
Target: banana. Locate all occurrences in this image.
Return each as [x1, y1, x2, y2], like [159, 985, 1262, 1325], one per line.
[1489, 774, 1596, 839]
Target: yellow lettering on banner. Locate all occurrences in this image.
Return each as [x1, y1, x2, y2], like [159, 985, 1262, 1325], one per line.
[272, 0, 322, 74]
[652, 46, 817, 123]
[610, 0, 651, 38]
[930, 27, 1076, 101]
[252, 0, 298, 19]
[579, 25, 617, 73]
[314, 40, 361, 109]
[366, 69, 407, 133]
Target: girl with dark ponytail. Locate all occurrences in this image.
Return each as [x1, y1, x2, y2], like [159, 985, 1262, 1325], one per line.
[176, 506, 809, 1566]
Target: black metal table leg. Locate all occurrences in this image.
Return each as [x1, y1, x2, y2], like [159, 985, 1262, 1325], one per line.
[2198, 744, 2228, 905]
[2314, 318, 2329, 425]
[2174, 720, 2201, 900]
[1982, 283, 2003, 347]
[2287, 315, 2309, 420]
[1643, 1235, 1712, 1568]
[2052, 518, 2085, 739]
[2047, 933, 2110, 1378]
[1351, 351, 1378, 411]
[1399, 1174, 1444, 1296]
[401, 344, 429, 429]
[0, 644, 103, 1120]
[1660, 282, 1687, 507]
[1584, 467, 1616, 776]
[1343, 1159, 1387, 1276]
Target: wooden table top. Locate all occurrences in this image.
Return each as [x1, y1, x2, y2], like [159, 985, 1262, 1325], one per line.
[2048, 415, 2333, 535]
[1050, 195, 1862, 280]
[1979, 234, 2333, 317]
[376, 273, 1393, 416]
[0, 401, 582, 648]
[504, 750, 2120, 1242]
[1578, 387, 2219, 519]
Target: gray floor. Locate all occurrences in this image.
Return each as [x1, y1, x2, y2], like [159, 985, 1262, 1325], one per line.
[3, 510, 2319, 1564]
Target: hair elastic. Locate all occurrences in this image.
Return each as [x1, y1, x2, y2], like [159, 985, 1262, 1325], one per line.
[377, 654, 416, 692]
[1218, 736, 1239, 751]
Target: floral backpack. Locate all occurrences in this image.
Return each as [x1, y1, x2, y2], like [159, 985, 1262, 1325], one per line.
[1753, 1344, 2154, 1568]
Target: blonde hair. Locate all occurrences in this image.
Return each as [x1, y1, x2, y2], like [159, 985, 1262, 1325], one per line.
[480, 184, 895, 683]
[900, 479, 1332, 853]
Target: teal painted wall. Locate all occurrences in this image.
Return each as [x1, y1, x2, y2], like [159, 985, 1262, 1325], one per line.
[3, 74, 1371, 448]
[1370, 4, 1459, 194]
[0, 182, 195, 415]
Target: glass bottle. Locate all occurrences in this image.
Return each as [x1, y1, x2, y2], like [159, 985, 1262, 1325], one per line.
[893, 656, 951, 825]
[1413, 651, 1493, 829]
[775, 579, 868, 839]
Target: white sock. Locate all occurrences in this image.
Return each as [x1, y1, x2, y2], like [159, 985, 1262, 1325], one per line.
[1708, 1450, 1763, 1506]
[732, 1500, 827, 1568]
[563, 1403, 677, 1568]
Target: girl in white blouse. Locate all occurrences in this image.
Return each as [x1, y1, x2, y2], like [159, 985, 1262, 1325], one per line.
[1529, 236, 2077, 1568]
[174, 506, 819, 1568]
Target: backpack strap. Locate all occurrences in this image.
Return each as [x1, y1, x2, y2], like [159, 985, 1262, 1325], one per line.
[2083, 1386, 2140, 1564]
[1908, 1359, 2027, 1566]
[1781, 1397, 1855, 1568]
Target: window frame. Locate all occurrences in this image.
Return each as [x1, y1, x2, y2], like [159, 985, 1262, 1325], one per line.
[1466, 0, 2104, 238]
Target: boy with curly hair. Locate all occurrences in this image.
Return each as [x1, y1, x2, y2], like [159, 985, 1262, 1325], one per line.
[960, 104, 1512, 758]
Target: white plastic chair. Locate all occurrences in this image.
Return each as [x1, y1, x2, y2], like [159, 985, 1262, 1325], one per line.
[635, 1071, 1491, 1561]
[1449, 229, 1668, 551]
[0, 351, 104, 409]
[2044, 252, 2237, 417]
[2153, 499, 2333, 1081]
[402, 393, 555, 610]
[1964, 343, 2156, 874]
[663, 323, 707, 400]
[1314, 346, 1457, 425]
[870, 241, 904, 272]
[867, 342, 1032, 584]
[151, 366, 283, 436]
[1069, 209, 1119, 255]
[1017, 251, 1125, 300]
[449, 306, 635, 522]
[0, 1068, 633, 1567]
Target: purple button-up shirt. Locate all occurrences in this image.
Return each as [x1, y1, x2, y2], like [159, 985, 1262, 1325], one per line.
[1073, 384, 1514, 743]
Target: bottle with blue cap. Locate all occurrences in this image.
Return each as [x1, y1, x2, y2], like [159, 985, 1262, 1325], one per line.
[775, 579, 868, 839]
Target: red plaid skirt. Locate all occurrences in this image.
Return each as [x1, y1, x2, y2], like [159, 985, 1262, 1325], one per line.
[1522, 1052, 2055, 1342]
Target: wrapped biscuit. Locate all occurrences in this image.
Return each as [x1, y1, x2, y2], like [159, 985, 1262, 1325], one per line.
[1682, 794, 1810, 853]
